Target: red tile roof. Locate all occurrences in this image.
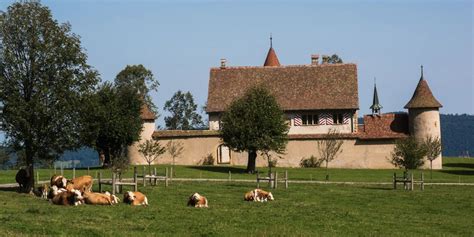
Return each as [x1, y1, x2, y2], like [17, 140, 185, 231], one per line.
[263, 47, 281, 67]
[152, 130, 220, 139]
[206, 64, 359, 113]
[404, 78, 442, 109]
[358, 113, 409, 140]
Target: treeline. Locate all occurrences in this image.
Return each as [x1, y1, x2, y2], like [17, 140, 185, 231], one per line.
[440, 114, 474, 157]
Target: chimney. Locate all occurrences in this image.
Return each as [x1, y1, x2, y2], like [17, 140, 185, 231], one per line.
[311, 54, 319, 65]
[220, 58, 227, 69]
[322, 55, 329, 64]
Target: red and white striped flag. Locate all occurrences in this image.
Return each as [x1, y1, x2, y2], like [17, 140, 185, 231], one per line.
[294, 114, 302, 126]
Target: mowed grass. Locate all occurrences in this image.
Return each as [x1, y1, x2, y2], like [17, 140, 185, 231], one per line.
[0, 182, 473, 236]
[1, 157, 473, 184]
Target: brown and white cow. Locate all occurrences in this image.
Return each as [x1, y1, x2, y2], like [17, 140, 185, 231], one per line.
[66, 175, 93, 193]
[50, 175, 68, 189]
[123, 191, 148, 206]
[244, 189, 274, 202]
[51, 189, 84, 206]
[83, 191, 113, 205]
[187, 193, 208, 208]
[104, 191, 120, 204]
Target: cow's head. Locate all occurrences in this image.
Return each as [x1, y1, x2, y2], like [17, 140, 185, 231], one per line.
[267, 192, 274, 201]
[192, 193, 201, 201]
[125, 191, 135, 202]
[72, 189, 84, 206]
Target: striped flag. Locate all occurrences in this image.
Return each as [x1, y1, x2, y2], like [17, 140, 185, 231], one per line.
[294, 114, 302, 126]
[343, 113, 351, 124]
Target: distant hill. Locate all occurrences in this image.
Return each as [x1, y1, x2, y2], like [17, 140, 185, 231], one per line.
[359, 113, 474, 157]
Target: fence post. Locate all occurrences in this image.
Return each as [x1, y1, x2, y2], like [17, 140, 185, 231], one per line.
[36, 171, 39, 185]
[171, 166, 174, 181]
[393, 173, 397, 190]
[73, 167, 76, 179]
[256, 172, 260, 188]
[153, 167, 157, 185]
[142, 166, 146, 187]
[421, 172, 424, 191]
[410, 172, 414, 191]
[228, 171, 231, 181]
[112, 172, 116, 195]
[60, 163, 63, 176]
[98, 172, 102, 192]
[87, 167, 90, 175]
[165, 167, 169, 187]
[133, 168, 138, 192]
[269, 172, 273, 188]
[285, 170, 288, 189]
[274, 171, 278, 189]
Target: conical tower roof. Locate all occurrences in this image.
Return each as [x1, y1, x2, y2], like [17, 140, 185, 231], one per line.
[263, 35, 281, 67]
[140, 103, 156, 120]
[404, 66, 442, 109]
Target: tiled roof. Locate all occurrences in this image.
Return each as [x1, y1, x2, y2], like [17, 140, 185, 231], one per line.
[263, 47, 281, 67]
[404, 78, 442, 109]
[358, 113, 409, 140]
[152, 130, 220, 139]
[140, 104, 156, 120]
[206, 63, 359, 113]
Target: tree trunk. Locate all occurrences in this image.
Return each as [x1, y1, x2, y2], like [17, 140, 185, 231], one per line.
[430, 160, 433, 180]
[246, 150, 257, 174]
[24, 144, 35, 193]
[103, 148, 111, 168]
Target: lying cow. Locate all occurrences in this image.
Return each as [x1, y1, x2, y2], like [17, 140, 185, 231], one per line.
[66, 175, 93, 193]
[123, 191, 148, 206]
[104, 191, 120, 204]
[33, 184, 49, 199]
[50, 175, 67, 189]
[244, 189, 274, 202]
[187, 193, 208, 208]
[51, 189, 84, 206]
[48, 185, 67, 199]
[83, 191, 114, 205]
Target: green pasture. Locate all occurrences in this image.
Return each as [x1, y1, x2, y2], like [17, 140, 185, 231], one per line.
[0, 181, 473, 236]
[0, 157, 473, 184]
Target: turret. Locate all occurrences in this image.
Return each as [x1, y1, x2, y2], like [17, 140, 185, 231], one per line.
[128, 103, 157, 165]
[405, 66, 443, 169]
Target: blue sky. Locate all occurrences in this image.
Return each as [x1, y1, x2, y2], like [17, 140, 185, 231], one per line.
[0, 0, 472, 130]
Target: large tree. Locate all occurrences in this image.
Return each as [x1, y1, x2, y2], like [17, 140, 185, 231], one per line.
[391, 136, 427, 171]
[0, 2, 99, 190]
[80, 82, 143, 168]
[115, 64, 159, 113]
[220, 86, 288, 173]
[163, 90, 204, 130]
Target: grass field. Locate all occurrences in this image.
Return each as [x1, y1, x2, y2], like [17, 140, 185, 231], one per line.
[0, 157, 473, 236]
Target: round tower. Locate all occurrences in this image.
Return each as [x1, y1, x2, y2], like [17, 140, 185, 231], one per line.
[404, 66, 443, 169]
[128, 103, 156, 165]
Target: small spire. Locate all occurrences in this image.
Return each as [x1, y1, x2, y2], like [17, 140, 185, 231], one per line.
[270, 33, 273, 48]
[370, 77, 383, 115]
[420, 65, 424, 80]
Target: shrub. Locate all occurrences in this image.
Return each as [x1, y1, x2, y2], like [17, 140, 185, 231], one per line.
[391, 136, 427, 170]
[300, 155, 323, 168]
[201, 153, 214, 165]
[268, 158, 278, 168]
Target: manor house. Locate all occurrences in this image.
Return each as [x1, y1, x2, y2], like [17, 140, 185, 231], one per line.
[128, 42, 443, 169]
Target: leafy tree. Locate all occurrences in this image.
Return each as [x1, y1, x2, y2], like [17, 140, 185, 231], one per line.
[0, 147, 10, 169]
[115, 64, 159, 113]
[317, 129, 344, 179]
[139, 139, 166, 175]
[0, 2, 99, 190]
[424, 136, 442, 179]
[163, 91, 204, 130]
[220, 86, 288, 173]
[80, 82, 143, 168]
[391, 136, 427, 170]
[167, 140, 184, 166]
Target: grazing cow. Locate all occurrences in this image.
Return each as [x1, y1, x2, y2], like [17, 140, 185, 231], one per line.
[66, 175, 93, 193]
[83, 191, 113, 205]
[123, 191, 148, 206]
[244, 189, 274, 202]
[187, 193, 208, 208]
[50, 175, 67, 189]
[16, 168, 30, 192]
[51, 189, 84, 206]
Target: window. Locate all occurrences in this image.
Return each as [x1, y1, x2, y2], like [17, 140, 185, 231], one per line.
[333, 113, 343, 124]
[302, 114, 319, 125]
